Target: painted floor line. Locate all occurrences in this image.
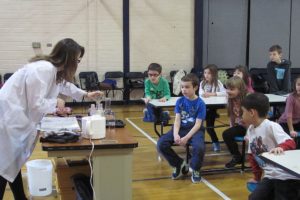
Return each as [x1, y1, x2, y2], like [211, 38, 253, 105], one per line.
[126, 117, 231, 200]
[126, 118, 157, 145]
[202, 177, 231, 200]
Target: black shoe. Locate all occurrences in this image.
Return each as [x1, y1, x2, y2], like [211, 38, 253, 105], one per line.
[225, 157, 242, 168]
[172, 160, 186, 179]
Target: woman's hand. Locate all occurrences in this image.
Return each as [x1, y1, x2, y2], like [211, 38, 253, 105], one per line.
[57, 98, 65, 110]
[56, 107, 72, 116]
[86, 91, 104, 100]
[56, 98, 70, 115]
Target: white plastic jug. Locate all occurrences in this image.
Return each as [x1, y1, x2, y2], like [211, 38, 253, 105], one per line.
[81, 115, 106, 139]
[26, 159, 53, 196]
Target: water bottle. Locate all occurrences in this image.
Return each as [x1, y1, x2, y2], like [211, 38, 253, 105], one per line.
[88, 104, 96, 116]
[96, 103, 104, 117]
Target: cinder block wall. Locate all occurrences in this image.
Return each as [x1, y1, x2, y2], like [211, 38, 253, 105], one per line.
[0, 0, 193, 81]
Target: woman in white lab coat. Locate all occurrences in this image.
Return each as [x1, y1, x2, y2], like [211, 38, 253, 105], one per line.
[0, 38, 102, 199]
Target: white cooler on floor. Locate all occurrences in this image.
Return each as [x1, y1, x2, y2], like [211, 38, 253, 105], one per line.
[26, 159, 53, 196]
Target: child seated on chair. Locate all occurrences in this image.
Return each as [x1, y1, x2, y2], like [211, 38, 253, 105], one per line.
[267, 44, 291, 95]
[222, 77, 248, 168]
[278, 76, 300, 149]
[157, 73, 206, 183]
[233, 65, 254, 93]
[240, 93, 299, 199]
[143, 63, 171, 122]
[199, 64, 226, 152]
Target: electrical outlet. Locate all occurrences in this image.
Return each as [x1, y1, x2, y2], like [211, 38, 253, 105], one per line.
[46, 43, 52, 47]
[32, 42, 41, 49]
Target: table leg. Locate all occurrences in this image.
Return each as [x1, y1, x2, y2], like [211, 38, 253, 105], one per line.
[93, 149, 133, 200]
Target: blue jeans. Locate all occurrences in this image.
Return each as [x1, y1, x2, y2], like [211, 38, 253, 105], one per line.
[146, 103, 156, 121]
[157, 127, 205, 171]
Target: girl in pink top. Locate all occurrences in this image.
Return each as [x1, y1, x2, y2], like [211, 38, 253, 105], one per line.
[233, 65, 254, 93]
[279, 76, 300, 148]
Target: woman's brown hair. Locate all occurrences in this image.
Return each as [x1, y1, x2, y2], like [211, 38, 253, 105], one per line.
[30, 38, 84, 83]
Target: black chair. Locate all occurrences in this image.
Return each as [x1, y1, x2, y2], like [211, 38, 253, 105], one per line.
[190, 68, 203, 80]
[249, 68, 269, 93]
[143, 70, 149, 78]
[291, 68, 300, 85]
[104, 71, 124, 98]
[78, 71, 101, 91]
[124, 72, 145, 101]
[3, 73, 13, 83]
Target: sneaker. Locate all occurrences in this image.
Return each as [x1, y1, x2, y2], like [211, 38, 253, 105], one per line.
[191, 170, 201, 183]
[163, 111, 170, 119]
[171, 160, 186, 180]
[212, 142, 221, 152]
[162, 111, 170, 124]
[225, 156, 242, 168]
[143, 109, 154, 122]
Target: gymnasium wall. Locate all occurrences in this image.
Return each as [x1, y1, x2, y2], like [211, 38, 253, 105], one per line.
[0, 0, 299, 82]
[0, 0, 193, 81]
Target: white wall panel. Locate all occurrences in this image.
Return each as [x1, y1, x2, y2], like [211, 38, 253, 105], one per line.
[130, 0, 194, 78]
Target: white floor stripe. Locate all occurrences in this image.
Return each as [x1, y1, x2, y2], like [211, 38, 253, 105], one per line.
[126, 117, 231, 200]
[205, 152, 230, 157]
[126, 116, 144, 120]
[202, 178, 231, 200]
[126, 118, 157, 145]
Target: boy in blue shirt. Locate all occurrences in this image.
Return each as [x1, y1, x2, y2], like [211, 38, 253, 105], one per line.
[157, 73, 206, 183]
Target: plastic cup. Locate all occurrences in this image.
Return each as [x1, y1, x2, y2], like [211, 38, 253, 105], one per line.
[106, 110, 115, 129]
[104, 98, 111, 111]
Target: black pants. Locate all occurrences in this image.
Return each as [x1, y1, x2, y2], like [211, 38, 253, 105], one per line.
[0, 171, 27, 200]
[222, 125, 246, 157]
[249, 178, 300, 200]
[206, 108, 219, 143]
[279, 122, 300, 135]
[280, 122, 300, 149]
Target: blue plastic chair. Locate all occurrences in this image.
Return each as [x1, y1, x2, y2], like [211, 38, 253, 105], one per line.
[247, 182, 258, 192]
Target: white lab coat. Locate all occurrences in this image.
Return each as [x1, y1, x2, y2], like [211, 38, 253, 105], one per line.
[0, 60, 87, 182]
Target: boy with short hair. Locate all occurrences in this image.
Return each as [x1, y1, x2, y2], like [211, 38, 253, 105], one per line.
[143, 63, 171, 122]
[157, 73, 206, 183]
[267, 44, 291, 94]
[241, 93, 300, 199]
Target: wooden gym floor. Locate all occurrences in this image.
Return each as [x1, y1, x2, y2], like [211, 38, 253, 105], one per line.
[4, 105, 252, 200]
